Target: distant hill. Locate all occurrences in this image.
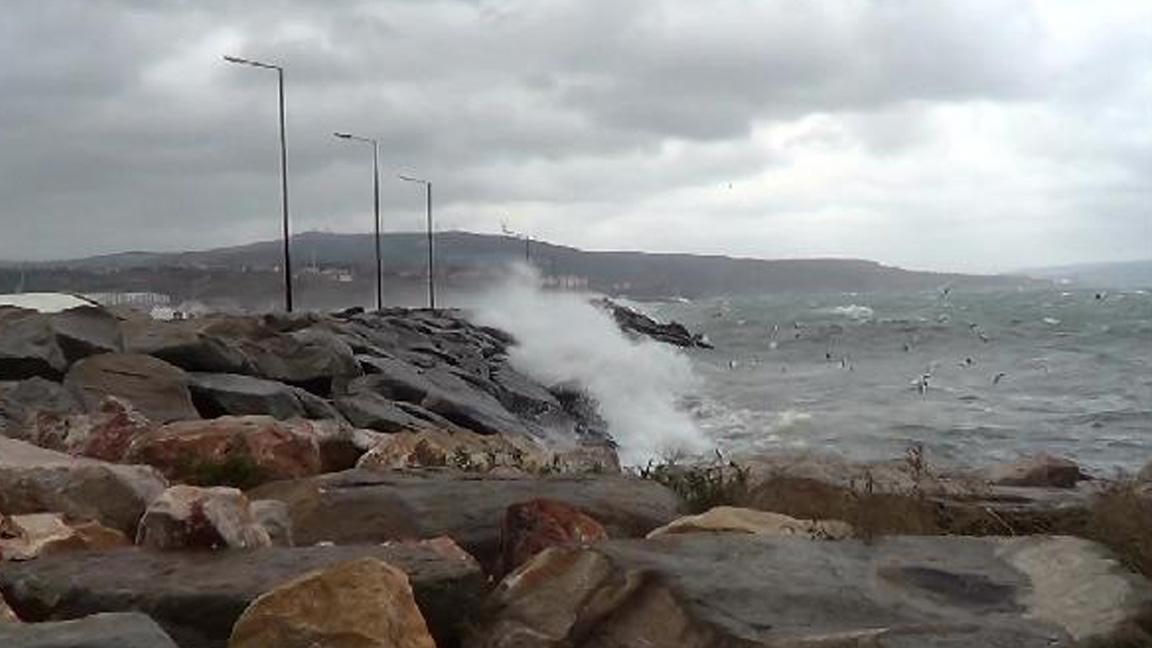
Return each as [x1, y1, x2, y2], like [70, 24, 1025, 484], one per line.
[1019, 260, 1152, 289]
[2, 231, 1032, 305]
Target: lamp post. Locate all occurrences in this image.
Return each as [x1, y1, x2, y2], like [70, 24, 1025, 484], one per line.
[398, 174, 434, 309]
[334, 132, 383, 311]
[223, 55, 293, 312]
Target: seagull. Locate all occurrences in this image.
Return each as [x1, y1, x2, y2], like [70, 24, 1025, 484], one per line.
[993, 372, 1007, 385]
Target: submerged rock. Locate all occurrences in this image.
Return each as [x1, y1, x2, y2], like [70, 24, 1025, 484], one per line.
[469, 534, 1152, 647]
[0, 544, 484, 648]
[229, 557, 436, 648]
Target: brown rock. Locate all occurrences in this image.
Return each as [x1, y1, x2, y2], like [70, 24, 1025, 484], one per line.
[356, 428, 549, 473]
[64, 353, 200, 423]
[124, 416, 322, 488]
[0, 513, 128, 560]
[986, 454, 1087, 488]
[646, 506, 853, 540]
[500, 498, 607, 574]
[229, 557, 436, 648]
[0, 437, 167, 535]
[136, 485, 271, 550]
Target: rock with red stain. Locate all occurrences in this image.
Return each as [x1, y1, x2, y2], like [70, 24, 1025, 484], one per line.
[124, 416, 322, 488]
[25, 397, 155, 462]
[136, 485, 271, 550]
[500, 498, 607, 575]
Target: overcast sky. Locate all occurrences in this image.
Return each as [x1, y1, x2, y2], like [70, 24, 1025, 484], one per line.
[1, 1, 1149, 272]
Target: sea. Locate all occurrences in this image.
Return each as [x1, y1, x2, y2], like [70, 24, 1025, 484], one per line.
[639, 287, 1152, 475]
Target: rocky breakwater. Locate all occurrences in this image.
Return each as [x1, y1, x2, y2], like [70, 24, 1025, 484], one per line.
[0, 303, 682, 646]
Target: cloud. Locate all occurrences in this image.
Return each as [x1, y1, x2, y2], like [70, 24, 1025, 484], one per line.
[0, 0, 1148, 272]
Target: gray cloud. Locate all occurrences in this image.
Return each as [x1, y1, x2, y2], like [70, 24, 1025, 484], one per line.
[0, 0, 1148, 271]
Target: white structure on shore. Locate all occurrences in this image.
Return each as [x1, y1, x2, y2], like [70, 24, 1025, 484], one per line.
[0, 292, 98, 313]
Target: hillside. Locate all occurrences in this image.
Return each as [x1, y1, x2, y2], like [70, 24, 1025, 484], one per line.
[0, 231, 1031, 308]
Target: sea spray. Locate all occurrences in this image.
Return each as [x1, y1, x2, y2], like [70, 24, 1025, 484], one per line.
[469, 266, 711, 465]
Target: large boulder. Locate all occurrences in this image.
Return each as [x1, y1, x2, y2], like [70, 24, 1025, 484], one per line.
[23, 396, 154, 462]
[48, 306, 123, 364]
[63, 353, 199, 423]
[249, 468, 683, 571]
[240, 327, 361, 394]
[229, 557, 436, 648]
[985, 453, 1088, 488]
[0, 437, 166, 535]
[136, 485, 272, 550]
[469, 534, 1152, 647]
[0, 544, 484, 648]
[647, 506, 853, 540]
[0, 612, 180, 648]
[121, 318, 254, 374]
[0, 378, 81, 437]
[0, 310, 66, 381]
[188, 373, 306, 420]
[500, 499, 607, 575]
[342, 357, 529, 436]
[124, 416, 322, 488]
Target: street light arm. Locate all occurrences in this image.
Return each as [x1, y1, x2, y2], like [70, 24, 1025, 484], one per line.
[223, 55, 281, 70]
[398, 174, 428, 185]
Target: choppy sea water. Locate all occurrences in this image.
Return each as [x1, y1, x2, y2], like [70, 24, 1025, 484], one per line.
[641, 288, 1152, 475]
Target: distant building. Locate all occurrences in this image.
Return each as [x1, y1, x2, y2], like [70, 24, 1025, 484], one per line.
[541, 274, 589, 290]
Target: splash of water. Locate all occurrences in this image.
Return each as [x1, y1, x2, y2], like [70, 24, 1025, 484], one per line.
[469, 266, 711, 465]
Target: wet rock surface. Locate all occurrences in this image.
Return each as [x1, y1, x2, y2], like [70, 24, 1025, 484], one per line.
[0, 544, 484, 648]
[592, 298, 712, 348]
[63, 353, 200, 423]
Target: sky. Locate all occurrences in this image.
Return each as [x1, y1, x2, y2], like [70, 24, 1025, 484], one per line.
[0, 0, 1149, 272]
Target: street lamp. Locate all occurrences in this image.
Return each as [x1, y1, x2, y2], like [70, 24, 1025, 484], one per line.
[334, 132, 383, 311]
[398, 174, 434, 309]
[223, 55, 293, 313]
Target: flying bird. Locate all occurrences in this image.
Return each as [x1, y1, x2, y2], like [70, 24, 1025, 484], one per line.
[993, 372, 1007, 385]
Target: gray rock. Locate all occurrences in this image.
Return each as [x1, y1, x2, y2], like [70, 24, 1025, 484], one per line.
[64, 353, 199, 423]
[333, 391, 446, 433]
[241, 327, 361, 394]
[121, 319, 253, 374]
[289, 386, 344, 420]
[249, 468, 684, 571]
[0, 377, 81, 437]
[251, 499, 294, 547]
[986, 453, 1087, 488]
[0, 437, 167, 535]
[469, 534, 1152, 647]
[0, 310, 66, 381]
[0, 544, 484, 648]
[48, 306, 123, 364]
[490, 366, 562, 417]
[188, 372, 304, 420]
[345, 360, 528, 436]
[0, 612, 179, 648]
